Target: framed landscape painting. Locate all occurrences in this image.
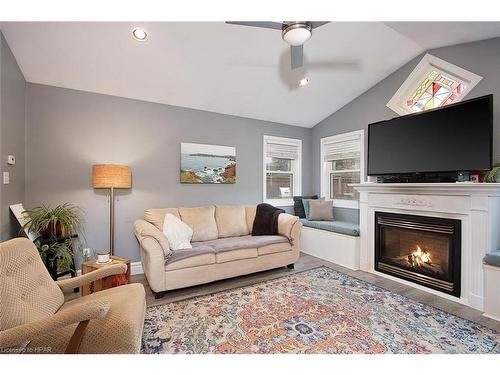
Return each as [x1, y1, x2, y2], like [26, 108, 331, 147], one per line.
[180, 142, 236, 184]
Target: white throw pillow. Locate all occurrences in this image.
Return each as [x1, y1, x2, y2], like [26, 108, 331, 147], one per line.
[162, 213, 193, 250]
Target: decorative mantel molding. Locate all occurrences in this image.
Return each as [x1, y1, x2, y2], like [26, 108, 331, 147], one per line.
[351, 182, 500, 196]
[352, 182, 500, 311]
[394, 196, 433, 208]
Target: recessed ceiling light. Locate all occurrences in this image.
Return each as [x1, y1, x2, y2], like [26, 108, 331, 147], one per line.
[132, 28, 148, 41]
[298, 78, 309, 87]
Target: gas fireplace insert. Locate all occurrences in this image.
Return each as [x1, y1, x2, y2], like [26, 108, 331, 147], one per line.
[375, 211, 461, 297]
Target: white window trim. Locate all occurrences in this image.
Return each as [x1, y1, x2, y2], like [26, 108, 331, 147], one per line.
[320, 129, 365, 209]
[387, 53, 483, 116]
[263, 135, 302, 207]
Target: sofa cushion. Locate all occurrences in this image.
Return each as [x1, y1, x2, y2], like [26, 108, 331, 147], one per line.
[165, 251, 216, 271]
[165, 242, 215, 263]
[245, 206, 257, 233]
[145, 208, 180, 230]
[201, 235, 289, 253]
[179, 205, 218, 242]
[216, 248, 258, 263]
[258, 242, 292, 256]
[216, 205, 249, 237]
[300, 218, 360, 236]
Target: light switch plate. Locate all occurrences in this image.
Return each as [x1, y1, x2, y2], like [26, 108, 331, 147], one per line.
[7, 155, 16, 165]
[3, 172, 10, 184]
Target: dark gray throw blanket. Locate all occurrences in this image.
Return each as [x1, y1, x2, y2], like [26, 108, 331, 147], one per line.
[252, 203, 285, 236]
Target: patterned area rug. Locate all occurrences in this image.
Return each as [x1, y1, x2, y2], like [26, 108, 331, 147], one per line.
[141, 267, 500, 354]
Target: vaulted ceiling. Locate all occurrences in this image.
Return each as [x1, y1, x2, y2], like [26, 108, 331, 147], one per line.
[2, 22, 500, 127]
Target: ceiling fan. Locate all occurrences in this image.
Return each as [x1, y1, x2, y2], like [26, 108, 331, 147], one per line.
[226, 21, 330, 70]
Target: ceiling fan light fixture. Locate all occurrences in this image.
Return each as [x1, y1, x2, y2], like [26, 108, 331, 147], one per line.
[132, 28, 148, 41]
[282, 23, 312, 46]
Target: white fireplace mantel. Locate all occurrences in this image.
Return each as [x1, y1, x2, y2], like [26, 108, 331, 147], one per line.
[352, 182, 500, 310]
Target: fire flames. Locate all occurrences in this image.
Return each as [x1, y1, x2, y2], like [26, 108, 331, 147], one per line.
[407, 245, 432, 267]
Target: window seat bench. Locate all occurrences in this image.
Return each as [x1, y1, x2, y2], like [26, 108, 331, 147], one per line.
[300, 219, 360, 270]
[300, 219, 359, 236]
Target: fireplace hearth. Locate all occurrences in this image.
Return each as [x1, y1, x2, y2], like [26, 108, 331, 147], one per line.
[375, 211, 461, 297]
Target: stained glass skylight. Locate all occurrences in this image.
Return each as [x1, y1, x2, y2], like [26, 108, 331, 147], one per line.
[387, 54, 482, 116]
[406, 70, 464, 112]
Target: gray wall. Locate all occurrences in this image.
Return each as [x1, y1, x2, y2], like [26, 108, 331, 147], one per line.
[15, 35, 500, 264]
[26, 83, 312, 263]
[312, 37, 500, 195]
[0, 32, 26, 240]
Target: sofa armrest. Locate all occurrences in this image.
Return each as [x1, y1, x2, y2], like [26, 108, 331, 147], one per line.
[134, 219, 168, 293]
[0, 300, 110, 350]
[278, 213, 300, 241]
[56, 263, 127, 292]
[134, 219, 170, 256]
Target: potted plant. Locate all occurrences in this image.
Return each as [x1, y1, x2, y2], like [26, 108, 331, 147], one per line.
[22, 203, 83, 278]
[484, 163, 500, 183]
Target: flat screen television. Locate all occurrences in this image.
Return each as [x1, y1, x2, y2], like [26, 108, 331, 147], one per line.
[367, 94, 493, 177]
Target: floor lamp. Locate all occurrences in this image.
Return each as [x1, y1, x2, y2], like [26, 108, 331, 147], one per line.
[92, 164, 132, 255]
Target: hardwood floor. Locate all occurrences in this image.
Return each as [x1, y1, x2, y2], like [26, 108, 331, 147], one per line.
[125, 252, 500, 332]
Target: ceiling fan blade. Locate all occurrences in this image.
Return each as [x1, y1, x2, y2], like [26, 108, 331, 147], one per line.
[290, 45, 303, 69]
[310, 21, 330, 29]
[225, 21, 283, 30]
[307, 60, 360, 71]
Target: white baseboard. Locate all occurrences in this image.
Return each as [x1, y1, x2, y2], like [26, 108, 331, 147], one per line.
[76, 261, 144, 276]
[130, 261, 143, 275]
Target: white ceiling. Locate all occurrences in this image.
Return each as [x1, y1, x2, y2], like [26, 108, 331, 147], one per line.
[3, 22, 500, 127]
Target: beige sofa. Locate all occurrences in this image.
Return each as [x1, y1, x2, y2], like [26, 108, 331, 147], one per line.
[133, 205, 302, 298]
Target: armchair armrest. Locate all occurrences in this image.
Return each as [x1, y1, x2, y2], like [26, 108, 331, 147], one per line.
[0, 300, 110, 349]
[278, 213, 300, 241]
[56, 263, 127, 292]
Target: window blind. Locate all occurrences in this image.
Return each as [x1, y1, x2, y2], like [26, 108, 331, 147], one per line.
[323, 134, 361, 161]
[266, 141, 299, 160]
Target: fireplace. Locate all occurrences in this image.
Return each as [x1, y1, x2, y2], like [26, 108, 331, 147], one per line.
[375, 211, 461, 297]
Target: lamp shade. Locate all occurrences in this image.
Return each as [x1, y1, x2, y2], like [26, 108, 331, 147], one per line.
[92, 164, 131, 188]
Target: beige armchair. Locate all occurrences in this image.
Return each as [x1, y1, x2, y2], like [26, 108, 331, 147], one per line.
[0, 238, 146, 354]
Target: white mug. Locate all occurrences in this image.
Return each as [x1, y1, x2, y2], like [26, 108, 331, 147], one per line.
[97, 251, 110, 263]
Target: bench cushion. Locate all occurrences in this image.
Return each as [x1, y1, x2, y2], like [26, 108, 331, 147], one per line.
[300, 219, 360, 237]
[484, 250, 500, 267]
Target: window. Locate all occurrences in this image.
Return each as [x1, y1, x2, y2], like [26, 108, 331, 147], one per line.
[320, 130, 364, 209]
[263, 136, 302, 206]
[387, 54, 482, 116]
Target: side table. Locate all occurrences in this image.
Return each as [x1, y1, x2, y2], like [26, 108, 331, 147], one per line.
[81, 255, 131, 296]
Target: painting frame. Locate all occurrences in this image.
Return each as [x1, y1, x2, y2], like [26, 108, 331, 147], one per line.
[180, 142, 236, 184]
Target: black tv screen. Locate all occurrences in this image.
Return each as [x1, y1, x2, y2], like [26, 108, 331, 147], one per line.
[368, 95, 493, 176]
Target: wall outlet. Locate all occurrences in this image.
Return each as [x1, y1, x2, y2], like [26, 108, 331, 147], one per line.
[7, 155, 16, 165]
[3, 172, 10, 185]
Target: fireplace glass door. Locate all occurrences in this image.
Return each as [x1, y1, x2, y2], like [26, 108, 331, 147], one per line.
[375, 212, 461, 296]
